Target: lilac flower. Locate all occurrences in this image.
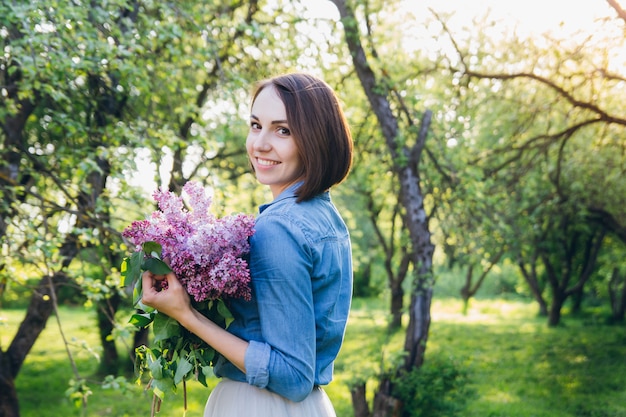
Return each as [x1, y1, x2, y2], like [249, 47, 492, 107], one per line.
[123, 181, 255, 302]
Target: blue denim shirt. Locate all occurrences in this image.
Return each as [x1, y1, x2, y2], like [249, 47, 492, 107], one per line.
[213, 183, 353, 402]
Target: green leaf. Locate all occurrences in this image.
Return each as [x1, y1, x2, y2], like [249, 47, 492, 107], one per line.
[201, 366, 214, 378]
[151, 382, 167, 400]
[120, 257, 129, 285]
[129, 312, 155, 328]
[141, 257, 172, 275]
[197, 364, 213, 387]
[217, 299, 234, 328]
[200, 348, 215, 366]
[132, 276, 143, 306]
[174, 357, 193, 384]
[148, 355, 164, 380]
[142, 241, 163, 257]
[121, 251, 143, 287]
[152, 313, 182, 342]
[197, 370, 207, 387]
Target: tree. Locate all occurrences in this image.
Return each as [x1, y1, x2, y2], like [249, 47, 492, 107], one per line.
[0, 0, 299, 414]
[435, 3, 626, 325]
[1, 1, 132, 413]
[329, 0, 437, 415]
[345, 105, 412, 327]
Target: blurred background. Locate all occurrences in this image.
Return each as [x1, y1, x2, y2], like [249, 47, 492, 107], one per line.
[1, 1, 625, 416]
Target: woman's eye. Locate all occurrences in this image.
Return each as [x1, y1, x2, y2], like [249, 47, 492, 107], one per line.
[277, 127, 290, 136]
[250, 122, 261, 130]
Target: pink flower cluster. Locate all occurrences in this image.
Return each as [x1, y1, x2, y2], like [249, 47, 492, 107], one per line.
[122, 181, 255, 302]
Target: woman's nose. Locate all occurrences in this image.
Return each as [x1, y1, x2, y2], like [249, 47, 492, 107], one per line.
[252, 130, 272, 152]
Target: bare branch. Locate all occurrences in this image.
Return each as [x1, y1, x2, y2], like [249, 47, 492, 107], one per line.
[607, 0, 626, 24]
[463, 69, 626, 126]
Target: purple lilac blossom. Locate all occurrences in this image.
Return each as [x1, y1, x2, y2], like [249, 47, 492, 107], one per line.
[122, 181, 255, 302]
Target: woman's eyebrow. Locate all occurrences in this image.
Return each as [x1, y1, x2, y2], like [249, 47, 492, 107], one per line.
[250, 114, 288, 125]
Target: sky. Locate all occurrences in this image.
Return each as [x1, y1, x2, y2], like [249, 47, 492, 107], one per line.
[300, 0, 625, 74]
[304, 0, 619, 36]
[417, 0, 616, 33]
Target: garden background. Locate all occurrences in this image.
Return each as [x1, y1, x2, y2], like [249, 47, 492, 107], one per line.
[1, 1, 625, 416]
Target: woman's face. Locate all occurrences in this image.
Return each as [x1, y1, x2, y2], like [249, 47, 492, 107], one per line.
[246, 86, 304, 199]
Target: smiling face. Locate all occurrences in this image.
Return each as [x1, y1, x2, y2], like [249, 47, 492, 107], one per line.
[246, 86, 304, 199]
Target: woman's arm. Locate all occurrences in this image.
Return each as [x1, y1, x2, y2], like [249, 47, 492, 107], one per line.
[141, 271, 249, 373]
[241, 215, 318, 401]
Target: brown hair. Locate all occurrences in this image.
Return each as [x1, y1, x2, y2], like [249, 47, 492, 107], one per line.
[251, 73, 353, 202]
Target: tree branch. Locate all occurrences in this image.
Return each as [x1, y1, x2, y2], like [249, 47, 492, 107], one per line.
[607, 0, 626, 24]
[463, 69, 626, 126]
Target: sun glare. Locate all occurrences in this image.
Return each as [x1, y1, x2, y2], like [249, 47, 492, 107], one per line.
[402, 0, 619, 36]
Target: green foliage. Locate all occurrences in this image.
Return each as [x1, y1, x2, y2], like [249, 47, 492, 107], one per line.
[3, 0, 626, 415]
[2, 1, 302, 412]
[392, 357, 475, 417]
[65, 378, 93, 409]
[120, 241, 232, 405]
[130, 298, 231, 401]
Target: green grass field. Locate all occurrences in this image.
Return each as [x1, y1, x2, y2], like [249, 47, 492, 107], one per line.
[2, 296, 626, 417]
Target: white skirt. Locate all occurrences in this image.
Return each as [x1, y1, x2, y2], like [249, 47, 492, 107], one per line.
[203, 378, 337, 417]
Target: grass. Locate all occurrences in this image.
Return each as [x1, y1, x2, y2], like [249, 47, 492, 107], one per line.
[2, 296, 626, 417]
[429, 299, 626, 417]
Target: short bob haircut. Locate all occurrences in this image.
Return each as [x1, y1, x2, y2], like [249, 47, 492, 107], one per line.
[250, 73, 353, 202]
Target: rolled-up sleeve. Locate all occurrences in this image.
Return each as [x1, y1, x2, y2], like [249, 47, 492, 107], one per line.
[244, 214, 317, 402]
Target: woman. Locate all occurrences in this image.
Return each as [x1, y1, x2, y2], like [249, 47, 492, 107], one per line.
[141, 72, 353, 416]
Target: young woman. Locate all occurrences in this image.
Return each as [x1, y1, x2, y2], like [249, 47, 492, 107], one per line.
[141, 72, 353, 416]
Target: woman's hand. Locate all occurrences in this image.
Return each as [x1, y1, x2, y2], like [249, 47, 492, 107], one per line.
[142, 271, 249, 374]
[141, 271, 192, 321]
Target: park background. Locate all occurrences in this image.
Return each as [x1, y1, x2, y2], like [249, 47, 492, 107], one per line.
[1, 0, 625, 416]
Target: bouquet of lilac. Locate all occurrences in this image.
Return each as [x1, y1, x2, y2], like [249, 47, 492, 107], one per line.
[120, 181, 255, 411]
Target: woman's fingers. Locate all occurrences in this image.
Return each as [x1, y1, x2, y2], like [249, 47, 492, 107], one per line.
[141, 270, 166, 305]
[141, 270, 190, 315]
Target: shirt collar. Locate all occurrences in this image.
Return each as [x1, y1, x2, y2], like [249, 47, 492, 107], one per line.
[259, 181, 302, 214]
[257, 181, 332, 213]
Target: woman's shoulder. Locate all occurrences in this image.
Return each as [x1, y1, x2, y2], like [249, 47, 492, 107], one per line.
[260, 193, 335, 223]
[256, 194, 348, 242]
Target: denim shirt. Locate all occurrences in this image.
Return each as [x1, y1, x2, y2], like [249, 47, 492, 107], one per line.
[213, 183, 353, 402]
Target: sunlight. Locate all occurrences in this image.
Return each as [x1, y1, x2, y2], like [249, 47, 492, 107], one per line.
[299, 0, 623, 74]
[397, 0, 622, 58]
[411, 0, 617, 37]
[484, 389, 520, 404]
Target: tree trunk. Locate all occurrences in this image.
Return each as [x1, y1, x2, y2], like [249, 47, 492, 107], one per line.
[0, 351, 20, 417]
[0, 44, 40, 417]
[96, 293, 121, 374]
[404, 274, 433, 369]
[544, 227, 605, 326]
[372, 378, 401, 417]
[609, 268, 626, 322]
[331, 1, 436, 415]
[460, 266, 474, 315]
[543, 253, 567, 327]
[571, 286, 584, 314]
[548, 290, 565, 326]
[331, 0, 436, 363]
[389, 282, 404, 329]
[350, 382, 371, 417]
[461, 250, 504, 315]
[517, 257, 549, 316]
[389, 250, 411, 330]
[365, 190, 411, 328]
[0, 272, 69, 417]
